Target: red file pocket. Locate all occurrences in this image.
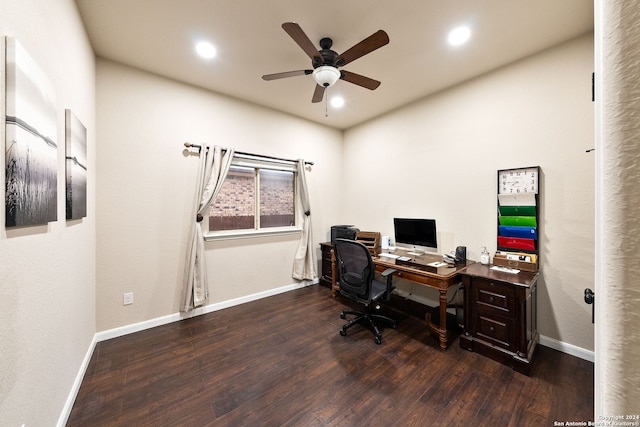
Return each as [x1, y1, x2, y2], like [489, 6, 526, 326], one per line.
[497, 236, 535, 251]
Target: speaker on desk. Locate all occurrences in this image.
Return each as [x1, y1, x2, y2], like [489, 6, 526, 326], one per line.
[455, 246, 467, 263]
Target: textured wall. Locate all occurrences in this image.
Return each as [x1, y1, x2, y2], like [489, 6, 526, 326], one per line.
[0, 0, 96, 425]
[598, 0, 640, 416]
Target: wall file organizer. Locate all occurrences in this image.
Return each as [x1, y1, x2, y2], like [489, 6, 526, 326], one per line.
[496, 166, 540, 270]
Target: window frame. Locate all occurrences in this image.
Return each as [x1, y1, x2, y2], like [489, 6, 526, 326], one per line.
[203, 154, 301, 241]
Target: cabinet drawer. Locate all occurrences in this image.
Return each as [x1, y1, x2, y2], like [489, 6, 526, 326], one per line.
[474, 278, 515, 316]
[320, 244, 333, 262]
[477, 315, 513, 350]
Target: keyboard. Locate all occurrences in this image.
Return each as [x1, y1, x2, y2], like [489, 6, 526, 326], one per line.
[378, 253, 400, 259]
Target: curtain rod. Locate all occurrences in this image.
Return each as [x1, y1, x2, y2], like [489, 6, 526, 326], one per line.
[184, 142, 314, 166]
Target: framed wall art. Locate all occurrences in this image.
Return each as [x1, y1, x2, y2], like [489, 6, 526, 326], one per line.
[65, 109, 87, 220]
[4, 37, 58, 227]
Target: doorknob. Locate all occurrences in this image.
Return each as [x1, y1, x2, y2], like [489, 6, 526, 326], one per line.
[584, 288, 595, 324]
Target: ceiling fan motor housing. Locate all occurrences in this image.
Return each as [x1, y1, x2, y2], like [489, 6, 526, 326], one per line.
[313, 38, 339, 67]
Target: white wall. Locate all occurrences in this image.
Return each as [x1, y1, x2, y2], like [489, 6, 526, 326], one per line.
[342, 34, 595, 353]
[95, 59, 342, 331]
[0, 0, 96, 425]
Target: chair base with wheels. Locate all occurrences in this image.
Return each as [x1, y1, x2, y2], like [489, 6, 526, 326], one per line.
[339, 306, 397, 345]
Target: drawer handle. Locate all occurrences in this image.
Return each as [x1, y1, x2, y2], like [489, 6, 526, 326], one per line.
[489, 326, 495, 332]
[489, 296, 495, 303]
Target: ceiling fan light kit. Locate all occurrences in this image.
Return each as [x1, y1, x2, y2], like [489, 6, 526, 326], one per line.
[262, 22, 389, 103]
[312, 66, 341, 87]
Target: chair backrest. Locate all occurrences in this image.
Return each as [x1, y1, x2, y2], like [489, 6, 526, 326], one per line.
[333, 238, 375, 304]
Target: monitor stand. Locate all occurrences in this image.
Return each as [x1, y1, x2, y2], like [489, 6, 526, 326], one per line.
[407, 250, 424, 256]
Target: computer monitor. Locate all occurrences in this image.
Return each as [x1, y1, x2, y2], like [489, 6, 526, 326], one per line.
[393, 218, 438, 254]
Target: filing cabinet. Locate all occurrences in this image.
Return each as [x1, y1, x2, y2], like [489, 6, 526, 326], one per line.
[460, 263, 539, 375]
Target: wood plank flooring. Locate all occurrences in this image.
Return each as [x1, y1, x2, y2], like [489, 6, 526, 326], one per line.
[67, 284, 593, 426]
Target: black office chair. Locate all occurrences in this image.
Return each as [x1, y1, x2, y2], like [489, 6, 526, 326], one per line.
[333, 238, 397, 344]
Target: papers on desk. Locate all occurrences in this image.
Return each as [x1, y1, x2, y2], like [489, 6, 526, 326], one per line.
[428, 261, 448, 268]
[491, 265, 520, 274]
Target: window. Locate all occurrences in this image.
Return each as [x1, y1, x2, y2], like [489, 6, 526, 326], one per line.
[206, 155, 298, 238]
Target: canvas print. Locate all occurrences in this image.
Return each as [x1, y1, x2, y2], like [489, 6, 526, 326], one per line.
[4, 37, 58, 227]
[65, 110, 87, 220]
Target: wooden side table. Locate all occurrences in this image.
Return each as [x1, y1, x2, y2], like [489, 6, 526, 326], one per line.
[459, 263, 539, 375]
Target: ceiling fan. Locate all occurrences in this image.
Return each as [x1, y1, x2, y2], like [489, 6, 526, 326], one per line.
[262, 22, 390, 103]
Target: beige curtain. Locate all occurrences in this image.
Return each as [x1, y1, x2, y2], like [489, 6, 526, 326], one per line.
[292, 159, 316, 280]
[181, 145, 234, 312]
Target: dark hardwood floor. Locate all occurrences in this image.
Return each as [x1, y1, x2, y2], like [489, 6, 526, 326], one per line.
[67, 284, 593, 426]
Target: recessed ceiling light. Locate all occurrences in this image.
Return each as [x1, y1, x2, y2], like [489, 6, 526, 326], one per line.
[330, 96, 345, 108]
[195, 41, 217, 59]
[447, 26, 471, 46]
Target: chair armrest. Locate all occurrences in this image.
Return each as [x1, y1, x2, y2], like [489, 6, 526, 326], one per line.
[380, 268, 397, 301]
[381, 268, 397, 277]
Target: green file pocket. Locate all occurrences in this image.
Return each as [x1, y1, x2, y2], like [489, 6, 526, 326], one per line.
[498, 216, 537, 227]
[498, 205, 536, 216]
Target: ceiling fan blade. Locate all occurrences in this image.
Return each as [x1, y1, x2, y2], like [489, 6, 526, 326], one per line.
[312, 84, 325, 103]
[262, 70, 312, 81]
[340, 70, 381, 90]
[282, 22, 322, 61]
[336, 30, 389, 66]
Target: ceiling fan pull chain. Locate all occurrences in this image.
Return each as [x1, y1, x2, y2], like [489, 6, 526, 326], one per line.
[325, 87, 329, 117]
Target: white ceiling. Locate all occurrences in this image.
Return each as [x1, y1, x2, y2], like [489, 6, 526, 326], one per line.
[75, 0, 594, 130]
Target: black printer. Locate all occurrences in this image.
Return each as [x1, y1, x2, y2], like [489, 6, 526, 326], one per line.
[330, 225, 359, 242]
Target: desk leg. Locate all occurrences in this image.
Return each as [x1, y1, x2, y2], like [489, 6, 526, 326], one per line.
[438, 290, 448, 349]
[425, 290, 449, 350]
[330, 249, 338, 298]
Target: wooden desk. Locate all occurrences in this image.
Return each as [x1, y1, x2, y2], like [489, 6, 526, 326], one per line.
[330, 247, 471, 350]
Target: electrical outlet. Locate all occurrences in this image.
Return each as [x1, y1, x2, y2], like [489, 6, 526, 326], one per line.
[123, 292, 134, 305]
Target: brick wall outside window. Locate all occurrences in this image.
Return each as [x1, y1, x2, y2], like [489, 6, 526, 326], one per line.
[211, 168, 255, 217]
[209, 167, 294, 230]
[260, 170, 294, 216]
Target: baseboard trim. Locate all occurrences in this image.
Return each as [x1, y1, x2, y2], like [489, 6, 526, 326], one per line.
[540, 334, 594, 363]
[57, 334, 98, 427]
[96, 279, 317, 342]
